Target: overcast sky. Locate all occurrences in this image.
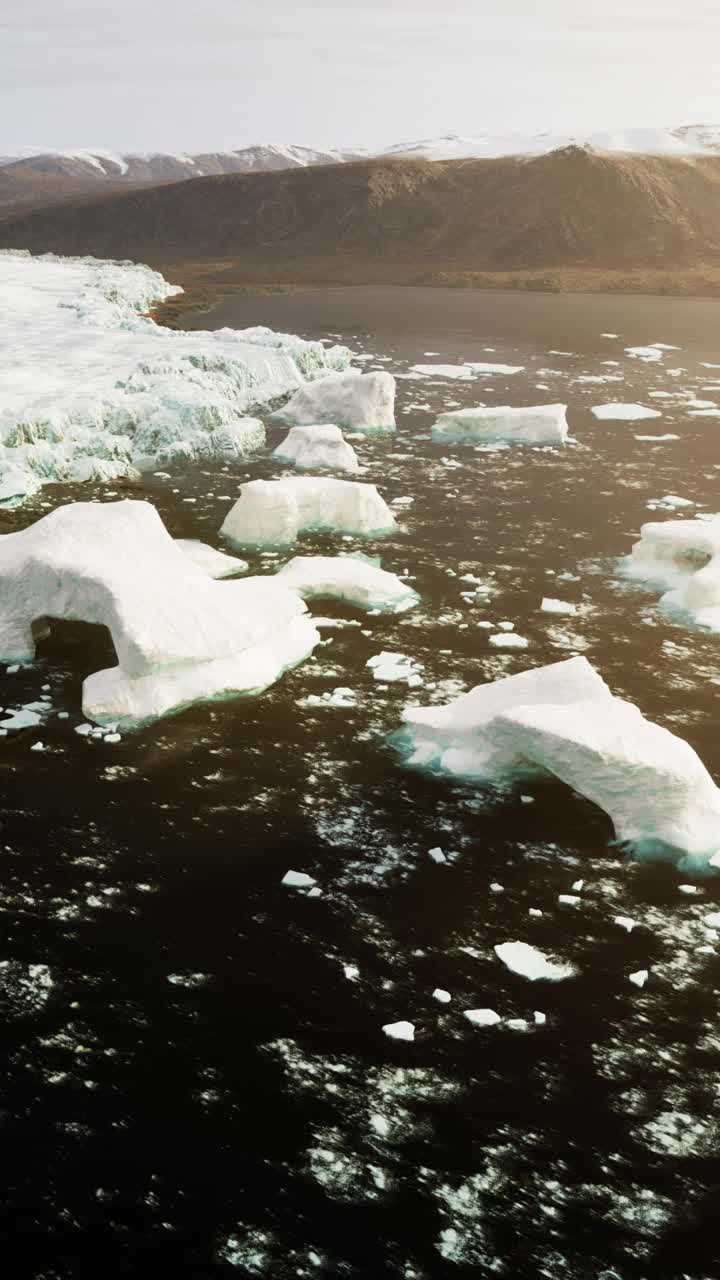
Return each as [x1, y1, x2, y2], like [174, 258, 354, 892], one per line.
[1, 0, 718, 152]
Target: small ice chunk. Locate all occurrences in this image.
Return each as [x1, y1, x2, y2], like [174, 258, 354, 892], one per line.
[432, 988, 452, 1004]
[382, 1020, 415, 1042]
[281, 870, 317, 889]
[495, 941, 575, 982]
[592, 403, 662, 421]
[558, 894, 581, 906]
[464, 1008, 501, 1027]
[628, 969, 649, 989]
[489, 633, 529, 650]
[428, 847, 448, 864]
[541, 598, 577, 616]
[0, 708, 41, 730]
[614, 916, 636, 932]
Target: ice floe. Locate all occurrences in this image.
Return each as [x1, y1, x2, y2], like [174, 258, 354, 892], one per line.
[220, 477, 396, 550]
[0, 500, 320, 728]
[0, 250, 350, 504]
[432, 404, 568, 445]
[270, 370, 396, 433]
[592, 403, 662, 421]
[395, 656, 720, 868]
[272, 424, 360, 473]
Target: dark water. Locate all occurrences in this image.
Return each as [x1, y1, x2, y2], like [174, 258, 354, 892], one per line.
[3, 287, 720, 1279]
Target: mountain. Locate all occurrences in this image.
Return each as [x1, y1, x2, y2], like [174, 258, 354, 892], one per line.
[3, 149, 720, 294]
[3, 126, 720, 183]
[378, 125, 720, 161]
[0, 143, 357, 183]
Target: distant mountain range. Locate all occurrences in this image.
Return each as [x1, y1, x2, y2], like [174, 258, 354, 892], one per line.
[2, 126, 720, 183]
[0, 142, 358, 183]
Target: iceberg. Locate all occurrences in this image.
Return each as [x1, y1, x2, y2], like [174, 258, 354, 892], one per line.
[270, 370, 396, 433]
[0, 250, 351, 504]
[272, 424, 360, 474]
[395, 656, 720, 868]
[431, 404, 568, 445]
[0, 500, 320, 728]
[220, 477, 397, 550]
[275, 556, 419, 613]
[620, 514, 720, 631]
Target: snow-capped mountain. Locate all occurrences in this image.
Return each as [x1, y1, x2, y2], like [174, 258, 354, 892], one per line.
[0, 143, 357, 182]
[2, 127, 720, 184]
[378, 125, 720, 161]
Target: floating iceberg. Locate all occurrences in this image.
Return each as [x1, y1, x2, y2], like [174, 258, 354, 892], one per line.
[270, 370, 396, 433]
[272, 424, 359, 473]
[395, 656, 720, 868]
[620, 514, 720, 631]
[0, 250, 351, 504]
[432, 404, 568, 445]
[275, 556, 419, 613]
[220, 477, 396, 550]
[0, 500, 320, 728]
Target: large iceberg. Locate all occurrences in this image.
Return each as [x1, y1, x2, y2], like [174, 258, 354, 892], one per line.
[620, 515, 720, 631]
[0, 250, 351, 504]
[274, 556, 419, 613]
[220, 477, 397, 550]
[272, 425, 360, 474]
[270, 370, 396, 433]
[0, 500, 320, 728]
[395, 656, 720, 868]
[431, 404, 568, 445]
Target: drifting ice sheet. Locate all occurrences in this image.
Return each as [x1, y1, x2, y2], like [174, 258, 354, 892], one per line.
[620, 514, 720, 631]
[432, 404, 568, 445]
[272, 425, 359, 473]
[0, 250, 351, 504]
[0, 500, 320, 728]
[396, 656, 720, 868]
[270, 370, 396, 433]
[220, 477, 396, 550]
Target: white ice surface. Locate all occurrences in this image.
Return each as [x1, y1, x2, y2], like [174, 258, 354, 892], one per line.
[220, 477, 396, 550]
[432, 404, 568, 445]
[0, 250, 350, 504]
[270, 370, 395, 433]
[274, 556, 419, 614]
[0, 500, 320, 728]
[272, 425, 359, 473]
[397, 656, 720, 867]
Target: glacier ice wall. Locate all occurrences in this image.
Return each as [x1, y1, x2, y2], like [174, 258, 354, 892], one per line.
[0, 251, 351, 504]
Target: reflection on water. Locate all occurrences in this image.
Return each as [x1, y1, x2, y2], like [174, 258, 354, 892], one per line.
[2, 288, 720, 1278]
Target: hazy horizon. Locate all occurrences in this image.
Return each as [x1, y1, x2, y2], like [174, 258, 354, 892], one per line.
[1, 0, 719, 152]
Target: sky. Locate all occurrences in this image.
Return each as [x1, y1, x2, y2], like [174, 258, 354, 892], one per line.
[1, 0, 719, 152]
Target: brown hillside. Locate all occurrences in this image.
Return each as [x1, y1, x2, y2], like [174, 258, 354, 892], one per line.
[2, 150, 720, 286]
